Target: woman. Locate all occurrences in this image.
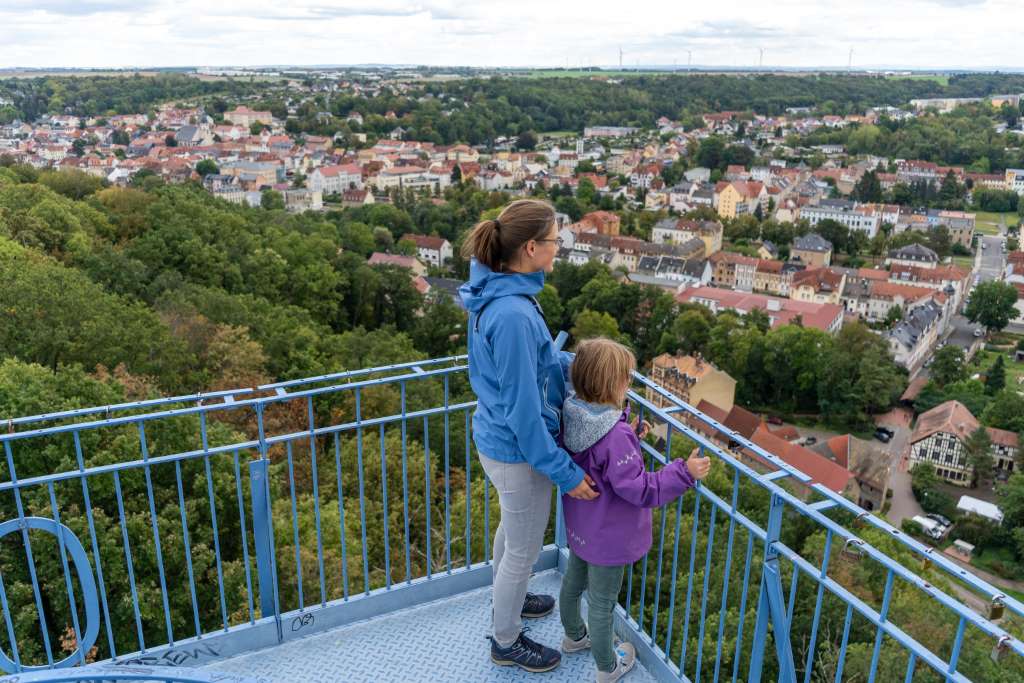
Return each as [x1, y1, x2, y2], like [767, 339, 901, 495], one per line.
[458, 199, 599, 673]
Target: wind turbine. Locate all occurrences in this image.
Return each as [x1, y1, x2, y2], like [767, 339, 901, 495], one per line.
[759, 47, 765, 68]
[848, 48, 854, 71]
[619, 46, 623, 69]
[686, 49, 693, 67]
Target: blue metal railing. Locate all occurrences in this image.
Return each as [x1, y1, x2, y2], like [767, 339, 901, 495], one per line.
[1, 355, 1022, 682]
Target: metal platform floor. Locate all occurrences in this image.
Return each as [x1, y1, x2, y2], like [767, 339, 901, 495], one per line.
[201, 569, 658, 682]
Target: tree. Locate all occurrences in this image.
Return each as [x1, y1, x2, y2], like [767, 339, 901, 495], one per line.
[516, 130, 537, 151]
[71, 137, 87, 157]
[938, 169, 963, 207]
[965, 281, 1019, 333]
[814, 219, 849, 253]
[964, 426, 993, 487]
[571, 309, 623, 343]
[853, 170, 882, 203]
[260, 189, 285, 210]
[249, 121, 267, 136]
[535, 284, 565, 336]
[981, 389, 1024, 434]
[669, 309, 712, 355]
[985, 354, 1006, 395]
[164, 133, 177, 147]
[195, 159, 219, 177]
[930, 345, 966, 387]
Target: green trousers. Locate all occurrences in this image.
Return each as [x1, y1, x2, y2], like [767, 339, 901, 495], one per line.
[559, 550, 626, 673]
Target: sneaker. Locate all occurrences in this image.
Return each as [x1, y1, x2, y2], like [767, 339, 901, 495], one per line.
[561, 627, 591, 653]
[521, 592, 555, 619]
[489, 628, 562, 673]
[595, 642, 636, 682]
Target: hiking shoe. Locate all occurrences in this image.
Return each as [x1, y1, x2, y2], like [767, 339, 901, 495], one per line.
[489, 628, 562, 673]
[561, 626, 591, 653]
[596, 642, 636, 682]
[522, 592, 555, 618]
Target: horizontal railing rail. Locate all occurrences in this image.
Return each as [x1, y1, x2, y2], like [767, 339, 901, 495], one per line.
[0, 356, 1020, 682]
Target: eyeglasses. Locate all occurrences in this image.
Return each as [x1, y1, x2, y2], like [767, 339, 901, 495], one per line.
[535, 237, 564, 247]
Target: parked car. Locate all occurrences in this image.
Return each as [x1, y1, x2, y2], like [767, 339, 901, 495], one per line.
[912, 515, 945, 540]
[803, 436, 817, 445]
[876, 426, 894, 437]
[974, 328, 984, 337]
[873, 429, 892, 443]
[926, 513, 953, 529]
[767, 415, 783, 425]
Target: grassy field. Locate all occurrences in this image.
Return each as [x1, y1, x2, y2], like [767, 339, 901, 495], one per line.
[975, 211, 1020, 235]
[518, 69, 660, 79]
[952, 255, 975, 270]
[972, 344, 1024, 388]
[886, 74, 949, 86]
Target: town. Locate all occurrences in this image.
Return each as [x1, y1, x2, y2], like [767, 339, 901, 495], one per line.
[1, 67, 1023, 680]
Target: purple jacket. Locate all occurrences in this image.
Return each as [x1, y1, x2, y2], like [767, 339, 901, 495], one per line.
[560, 396, 696, 566]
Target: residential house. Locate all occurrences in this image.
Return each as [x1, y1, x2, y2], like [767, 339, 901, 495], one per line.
[810, 435, 890, 511]
[909, 400, 1019, 486]
[886, 243, 939, 269]
[401, 234, 453, 268]
[709, 251, 758, 291]
[715, 180, 767, 219]
[886, 300, 945, 371]
[576, 210, 621, 236]
[790, 268, 846, 305]
[646, 354, 736, 413]
[308, 163, 364, 194]
[677, 286, 845, 334]
[224, 106, 274, 127]
[340, 188, 374, 207]
[791, 233, 833, 267]
[800, 199, 881, 239]
[367, 252, 427, 276]
[651, 218, 723, 255]
[282, 188, 323, 213]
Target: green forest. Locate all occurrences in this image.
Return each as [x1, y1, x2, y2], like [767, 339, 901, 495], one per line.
[0, 161, 1021, 679]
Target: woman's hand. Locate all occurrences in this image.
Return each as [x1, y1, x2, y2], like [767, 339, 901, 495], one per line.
[567, 474, 599, 500]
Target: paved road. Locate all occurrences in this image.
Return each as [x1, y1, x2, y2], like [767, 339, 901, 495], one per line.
[976, 234, 1006, 284]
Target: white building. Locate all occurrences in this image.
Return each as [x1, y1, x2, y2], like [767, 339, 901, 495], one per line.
[800, 199, 881, 239]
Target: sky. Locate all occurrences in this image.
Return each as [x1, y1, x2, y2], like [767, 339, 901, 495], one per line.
[1, 0, 1022, 71]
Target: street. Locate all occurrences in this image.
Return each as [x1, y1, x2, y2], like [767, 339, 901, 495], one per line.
[975, 234, 1006, 284]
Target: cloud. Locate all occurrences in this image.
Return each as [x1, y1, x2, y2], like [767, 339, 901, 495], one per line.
[3, 0, 154, 15]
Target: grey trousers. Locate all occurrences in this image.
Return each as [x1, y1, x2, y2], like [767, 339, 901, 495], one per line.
[479, 452, 553, 647]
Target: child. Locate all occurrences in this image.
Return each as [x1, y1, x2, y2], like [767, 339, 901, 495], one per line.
[558, 338, 712, 682]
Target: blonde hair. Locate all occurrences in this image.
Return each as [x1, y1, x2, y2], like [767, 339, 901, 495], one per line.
[460, 199, 556, 271]
[571, 338, 637, 407]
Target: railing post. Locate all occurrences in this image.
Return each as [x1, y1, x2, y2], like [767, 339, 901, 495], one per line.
[249, 459, 279, 631]
[747, 493, 797, 683]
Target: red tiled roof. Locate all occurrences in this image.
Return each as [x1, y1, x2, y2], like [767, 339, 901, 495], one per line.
[747, 425, 855, 494]
[402, 234, 448, 250]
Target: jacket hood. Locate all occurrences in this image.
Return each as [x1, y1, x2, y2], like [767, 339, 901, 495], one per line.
[562, 395, 626, 453]
[458, 259, 546, 313]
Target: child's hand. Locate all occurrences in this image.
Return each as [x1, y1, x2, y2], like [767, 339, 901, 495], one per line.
[686, 447, 712, 481]
[631, 417, 652, 440]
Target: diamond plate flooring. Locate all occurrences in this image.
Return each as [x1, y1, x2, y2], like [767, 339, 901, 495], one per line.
[202, 569, 659, 682]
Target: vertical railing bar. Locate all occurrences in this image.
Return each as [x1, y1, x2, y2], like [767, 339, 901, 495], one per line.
[649, 492, 670, 646]
[802, 530, 833, 683]
[73, 431, 117, 656]
[443, 375, 452, 575]
[786, 560, 799, 625]
[867, 568, 895, 683]
[464, 408, 471, 570]
[678, 445, 705, 675]
[400, 381, 412, 584]
[113, 470, 146, 651]
[636, 445, 655, 634]
[332, 433, 349, 601]
[379, 424, 392, 590]
[903, 652, 917, 683]
[285, 441, 304, 611]
[199, 414, 229, 632]
[231, 449, 256, 624]
[833, 603, 854, 683]
[355, 388, 370, 595]
[138, 423, 174, 645]
[662, 495, 684, 661]
[712, 468, 742, 683]
[254, 405, 283, 627]
[694, 504, 718, 682]
[946, 616, 967, 677]
[424, 415, 433, 579]
[306, 396, 326, 607]
[731, 532, 755, 683]
[0, 569, 21, 669]
[46, 482, 86, 666]
[173, 460, 202, 638]
[3, 441, 54, 664]
[660, 424, 682, 660]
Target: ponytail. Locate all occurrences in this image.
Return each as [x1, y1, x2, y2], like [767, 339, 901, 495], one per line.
[461, 199, 556, 271]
